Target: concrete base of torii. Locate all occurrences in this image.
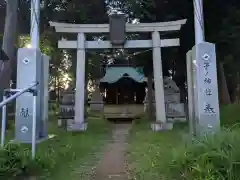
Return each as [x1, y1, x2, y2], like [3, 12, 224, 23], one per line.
[143, 91, 173, 131]
[67, 122, 88, 132]
[151, 123, 173, 131]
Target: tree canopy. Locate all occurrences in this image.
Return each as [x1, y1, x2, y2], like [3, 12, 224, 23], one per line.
[1, 0, 239, 103]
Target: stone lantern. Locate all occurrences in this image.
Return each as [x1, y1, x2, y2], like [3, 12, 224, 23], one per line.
[58, 89, 75, 129]
[89, 79, 104, 112]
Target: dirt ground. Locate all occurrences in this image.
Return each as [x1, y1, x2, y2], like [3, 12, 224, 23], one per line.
[93, 123, 131, 180]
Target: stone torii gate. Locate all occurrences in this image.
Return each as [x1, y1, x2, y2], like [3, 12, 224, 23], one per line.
[49, 17, 186, 131]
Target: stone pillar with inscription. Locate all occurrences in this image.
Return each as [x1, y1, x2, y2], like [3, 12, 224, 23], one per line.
[186, 50, 196, 136]
[15, 48, 49, 143]
[41, 54, 49, 137]
[191, 42, 220, 136]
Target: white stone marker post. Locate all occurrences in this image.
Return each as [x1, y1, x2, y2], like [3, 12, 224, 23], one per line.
[186, 50, 196, 136]
[191, 42, 220, 136]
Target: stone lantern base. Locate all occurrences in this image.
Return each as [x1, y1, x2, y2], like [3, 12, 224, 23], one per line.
[89, 83, 104, 112]
[89, 101, 104, 112]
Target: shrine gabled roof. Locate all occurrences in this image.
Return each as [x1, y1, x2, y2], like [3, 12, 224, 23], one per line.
[100, 67, 145, 83]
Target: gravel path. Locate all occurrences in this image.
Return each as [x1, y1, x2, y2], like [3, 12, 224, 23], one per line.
[94, 123, 131, 180]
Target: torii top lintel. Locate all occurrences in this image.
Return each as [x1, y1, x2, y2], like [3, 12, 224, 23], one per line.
[49, 19, 187, 33]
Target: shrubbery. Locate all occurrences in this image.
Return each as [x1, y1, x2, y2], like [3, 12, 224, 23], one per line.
[0, 118, 110, 179]
[0, 137, 86, 179]
[165, 129, 240, 180]
[0, 143, 41, 179]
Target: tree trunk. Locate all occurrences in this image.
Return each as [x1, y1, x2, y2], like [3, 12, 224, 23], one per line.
[234, 72, 240, 104]
[0, 0, 18, 129]
[218, 62, 231, 104]
[0, 0, 19, 90]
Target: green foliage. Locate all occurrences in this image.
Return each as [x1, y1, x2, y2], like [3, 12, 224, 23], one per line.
[36, 117, 110, 179]
[49, 101, 59, 112]
[128, 105, 240, 180]
[165, 129, 240, 180]
[15, 0, 240, 102]
[17, 35, 30, 48]
[129, 125, 240, 180]
[0, 116, 110, 179]
[220, 104, 240, 126]
[127, 122, 185, 180]
[0, 143, 39, 179]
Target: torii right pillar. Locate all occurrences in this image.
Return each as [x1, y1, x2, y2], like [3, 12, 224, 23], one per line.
[151, 31, 173, 131]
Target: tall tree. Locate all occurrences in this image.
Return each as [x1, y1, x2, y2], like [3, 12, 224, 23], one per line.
[0, 0, 19, 91]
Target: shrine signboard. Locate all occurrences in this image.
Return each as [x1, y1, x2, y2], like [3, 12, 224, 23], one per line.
[15, 48, 49, 143]
[109, 13, 127, 45]
[192, 42, 220, 136]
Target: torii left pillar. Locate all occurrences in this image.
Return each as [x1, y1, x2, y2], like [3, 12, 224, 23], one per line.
[67, 33, 87, 131]
[151, 31, 173, 131]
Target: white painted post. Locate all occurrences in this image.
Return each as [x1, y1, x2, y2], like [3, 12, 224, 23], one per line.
[192, 42, 220, 136]
[152, 31, 167, 127]
[72, 33, 87, 130]
[1, 96, 7, 148]
[31, 94, 37, 159]
[30, 0, 40, 48]
[193, 0, 205, 44]
[186, 50, 196, 135]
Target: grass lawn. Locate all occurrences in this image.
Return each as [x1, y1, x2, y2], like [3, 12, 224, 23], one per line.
[1, 114, 111, 180]
[37, 116, 111, 180]
[127, 105, 240, 180]
[127, 121, 187, 180]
